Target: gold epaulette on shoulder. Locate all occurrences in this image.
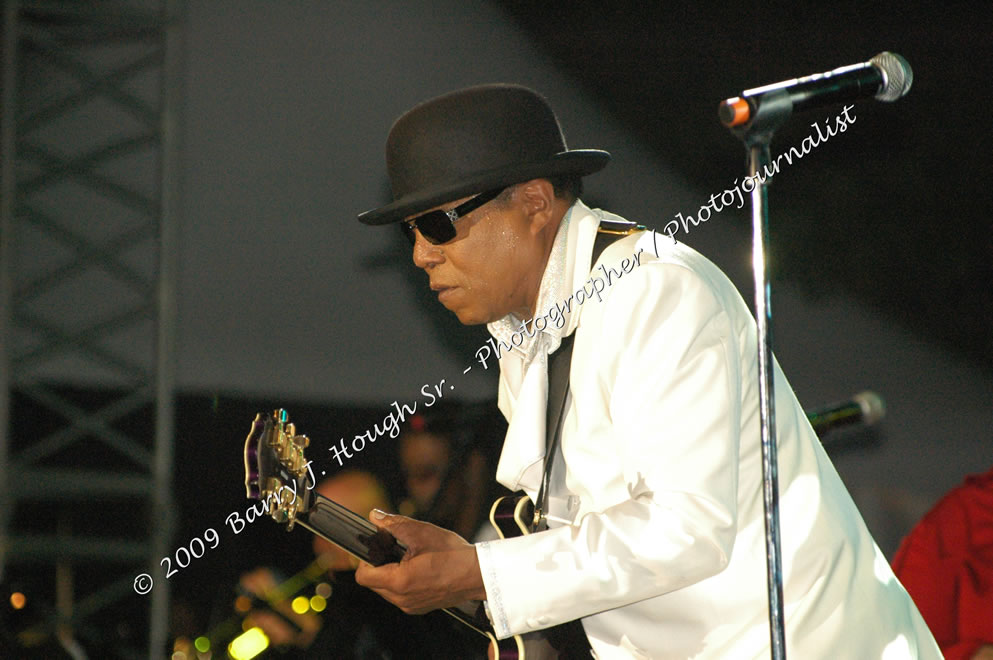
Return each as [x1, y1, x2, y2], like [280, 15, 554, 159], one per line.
[596, 219, 646, 236]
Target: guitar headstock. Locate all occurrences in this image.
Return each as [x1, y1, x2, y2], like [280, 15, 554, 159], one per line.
[243, 409, 313, 530]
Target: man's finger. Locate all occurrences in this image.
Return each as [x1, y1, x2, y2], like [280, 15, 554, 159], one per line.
[368, 510, 426, 551]
[355, 556, 404, 590]
[369, 508, 406, 528]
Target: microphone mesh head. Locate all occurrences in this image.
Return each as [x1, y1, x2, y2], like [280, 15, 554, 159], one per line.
[853, 390, 886, 426]
[870, 52, 913, 101]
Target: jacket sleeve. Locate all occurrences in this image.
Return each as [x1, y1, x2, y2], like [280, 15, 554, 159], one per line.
[476, 256, 744, 638]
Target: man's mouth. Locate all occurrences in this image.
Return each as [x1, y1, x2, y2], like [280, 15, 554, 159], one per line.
[431, 283, 457, 304]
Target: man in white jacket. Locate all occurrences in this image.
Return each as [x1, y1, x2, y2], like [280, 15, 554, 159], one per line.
[354, 84, 939, 659]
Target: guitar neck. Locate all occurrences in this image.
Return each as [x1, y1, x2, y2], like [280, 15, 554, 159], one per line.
[299, 493, 406, 565]
[297, 494, 493, 640]
[243, 410, 523, 657]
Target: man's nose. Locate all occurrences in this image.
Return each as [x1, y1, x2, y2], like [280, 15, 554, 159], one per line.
[411, 229, 444, 269]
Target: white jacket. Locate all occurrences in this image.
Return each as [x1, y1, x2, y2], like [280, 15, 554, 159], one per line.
[475, 202, 939, 659]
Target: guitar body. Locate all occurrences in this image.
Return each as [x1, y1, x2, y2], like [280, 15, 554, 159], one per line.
[488, 496, 592, 660]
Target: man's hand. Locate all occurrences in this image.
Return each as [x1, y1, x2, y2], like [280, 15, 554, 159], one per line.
[354, 510, 487, 613]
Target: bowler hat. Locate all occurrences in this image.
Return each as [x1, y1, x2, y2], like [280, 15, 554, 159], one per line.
[357, 84, 610, 225]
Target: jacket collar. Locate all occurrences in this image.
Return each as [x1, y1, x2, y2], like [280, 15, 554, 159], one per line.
[489, 200, 602, 493]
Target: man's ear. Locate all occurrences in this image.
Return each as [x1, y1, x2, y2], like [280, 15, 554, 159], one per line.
[518, 178, 562, 236]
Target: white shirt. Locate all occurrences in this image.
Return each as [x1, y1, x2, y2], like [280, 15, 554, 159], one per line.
[475, 201, 940, 659]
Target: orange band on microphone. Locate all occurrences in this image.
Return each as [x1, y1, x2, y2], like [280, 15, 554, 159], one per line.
[720, 97, 752, 127]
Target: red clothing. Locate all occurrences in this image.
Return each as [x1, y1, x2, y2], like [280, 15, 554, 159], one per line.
[893, 467, 993, 660]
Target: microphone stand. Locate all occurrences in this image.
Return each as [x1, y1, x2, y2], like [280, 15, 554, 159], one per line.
[726, 89, 792, 660]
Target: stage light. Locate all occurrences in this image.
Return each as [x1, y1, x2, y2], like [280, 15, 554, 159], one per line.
[10, 592, 26, 609]
[194, 636, 210, 653]
[173, 636, 193, 654]
[234, 595, 252, 613]
[291, 595, 309, 614]
[228, 627, 268, 660]
[310, 595, 326, 612]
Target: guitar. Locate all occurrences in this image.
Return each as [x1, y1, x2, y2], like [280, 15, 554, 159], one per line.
[243, 409, 590, 660]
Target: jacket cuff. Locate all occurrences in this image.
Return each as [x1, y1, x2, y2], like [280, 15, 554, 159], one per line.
[475, 540, 512, 638]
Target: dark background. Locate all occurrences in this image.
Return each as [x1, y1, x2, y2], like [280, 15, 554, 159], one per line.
[495, 0, 992, 369]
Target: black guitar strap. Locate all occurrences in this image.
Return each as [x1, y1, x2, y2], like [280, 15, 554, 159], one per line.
[533, 220, 642, 656]
[536, 219, 643, 528]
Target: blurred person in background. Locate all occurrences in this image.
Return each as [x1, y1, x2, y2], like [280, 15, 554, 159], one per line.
[892, 465, 993, 660]
[397, 404, 508, 542]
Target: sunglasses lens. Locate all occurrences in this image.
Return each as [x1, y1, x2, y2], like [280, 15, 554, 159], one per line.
[403, 210, 456, 245]
[402, 187, 503, 246]
[420, 212, 456, 244]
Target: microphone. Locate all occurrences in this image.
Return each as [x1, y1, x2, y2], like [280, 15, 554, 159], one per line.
[719, 52, 913, 127]
[806, 390, 886, 436]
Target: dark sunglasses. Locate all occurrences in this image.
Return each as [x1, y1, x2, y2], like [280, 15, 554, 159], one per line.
[400, 187, 505, 245]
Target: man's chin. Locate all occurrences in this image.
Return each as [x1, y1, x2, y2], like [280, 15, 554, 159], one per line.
[442, 301, 493, 326]
[451, 307, 489, 326]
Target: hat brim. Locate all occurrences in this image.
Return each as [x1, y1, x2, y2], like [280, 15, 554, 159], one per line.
[357, 149, 610, 226]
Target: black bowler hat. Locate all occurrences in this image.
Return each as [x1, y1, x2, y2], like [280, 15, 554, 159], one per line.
[357, 84, 610, 226]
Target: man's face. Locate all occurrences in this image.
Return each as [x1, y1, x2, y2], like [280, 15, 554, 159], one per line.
[406, 185, 548, 325]
[400, 431, 450, 512]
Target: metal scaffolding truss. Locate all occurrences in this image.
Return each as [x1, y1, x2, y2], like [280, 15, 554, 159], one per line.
[1, 0, 183, 656]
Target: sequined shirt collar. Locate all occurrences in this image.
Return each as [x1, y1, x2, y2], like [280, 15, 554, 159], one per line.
[486, 204, 574, 362]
